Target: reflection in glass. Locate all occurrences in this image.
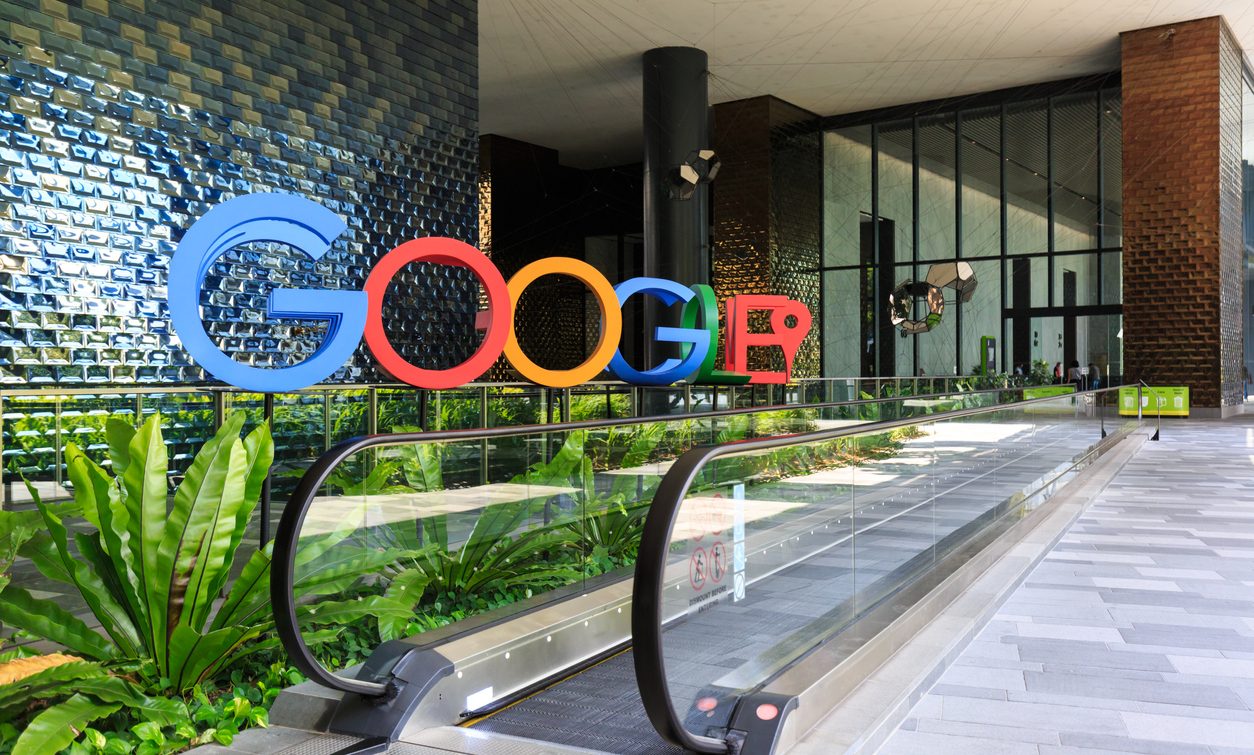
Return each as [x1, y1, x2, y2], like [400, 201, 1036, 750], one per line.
[918, 114, 956, 261]
[654, 391, 1115, 743]
[285, 396, 973, 683]
[1102, 90, 1124, 249]
[818, 88, 1121, 379]
[878, 121, 915, 264]
[823, 269, 861, 377]
[1052, 92, 1100, 252]
[1054, 253, 1099, 307]
[824, 127, 872, 268]
[1005, 100, 1049, 255]
[961, 107, 1002, 259]
[960, 260, 1002, 373]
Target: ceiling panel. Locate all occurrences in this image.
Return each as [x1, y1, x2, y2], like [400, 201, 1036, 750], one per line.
[481, 1, 1254, 167]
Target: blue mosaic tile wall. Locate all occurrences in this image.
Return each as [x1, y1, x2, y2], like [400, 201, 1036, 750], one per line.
[0, 0, 479, 386]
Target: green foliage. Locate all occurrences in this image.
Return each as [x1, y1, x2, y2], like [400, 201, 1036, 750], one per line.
[0, 414, 339, 699]
[1028, 359, 1053, 386]
[0, 413, 276, 692]
[319, 458, 412, 496]
[391, 427, 443, 492]
[0, 658, 187, 755]
[0, 509, 41, 596]
[0, 650, 306, 755]
[568, 393, 630, 421]
[14, 694, 121, 755]
[0, 383, 946, 754]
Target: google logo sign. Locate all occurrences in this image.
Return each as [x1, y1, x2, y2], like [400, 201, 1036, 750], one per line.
[169, 194, 812, 393]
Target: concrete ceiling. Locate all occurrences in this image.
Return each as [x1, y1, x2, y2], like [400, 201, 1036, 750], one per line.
[480, 0, 1254, 168]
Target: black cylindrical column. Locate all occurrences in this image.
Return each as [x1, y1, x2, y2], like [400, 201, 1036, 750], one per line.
[641, 47, 709, 391]
[643, 46, 709, 285]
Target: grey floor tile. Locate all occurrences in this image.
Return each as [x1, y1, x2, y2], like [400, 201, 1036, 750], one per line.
[883, 417, 1254, 755]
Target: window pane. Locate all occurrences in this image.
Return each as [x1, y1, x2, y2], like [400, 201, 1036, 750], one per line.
[1005, 255, 1048, 309]
[823, 127, 872, 268]
[1101, 90, 1123, 248]
[1101, 251, 1122, 305]
[960, 107, 1001, 258]
[1005, 100, 1049, 254]
[878, 120, 914, 263]
[1054, 253, 1099, 307]
[1080, 314, 1122, 382]
[918, 114, 956, 261]
[959, 260, 1001, 374]
[822, 269, 862, 377]
[893, 264, 915, 375]
[1033, 315, 1065, 373]
[1053, 93, 1099, 252]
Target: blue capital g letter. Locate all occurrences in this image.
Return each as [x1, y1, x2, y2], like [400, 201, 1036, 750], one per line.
[168, 193, 368, 392]
[607, 277, 709, 386]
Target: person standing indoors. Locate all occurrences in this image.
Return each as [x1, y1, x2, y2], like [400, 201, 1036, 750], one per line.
[1067, 360, 1085, 390]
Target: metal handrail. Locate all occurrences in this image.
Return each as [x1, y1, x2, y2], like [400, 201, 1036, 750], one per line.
[0, 374, 1007, 399]
[629, 385, 1126, 754]
[0, 380, 625, 398]
[1137, 380, 1161, 441]
[270, 386, 1023, 698]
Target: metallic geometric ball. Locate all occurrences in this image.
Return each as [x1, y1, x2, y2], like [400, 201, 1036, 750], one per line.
[924, 261, 978, 303]
[668, 148, 721, 201]
[686, 148, 721, 183]
[889, 280, 945, 335]
[692, 148, 722, 181]
[667, 165, 699, 200]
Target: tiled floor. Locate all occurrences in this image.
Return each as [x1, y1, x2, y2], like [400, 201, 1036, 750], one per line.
[881, 416, 1254, 755]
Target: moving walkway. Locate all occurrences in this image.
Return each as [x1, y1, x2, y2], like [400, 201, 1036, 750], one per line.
[270, 386, 1133, 754]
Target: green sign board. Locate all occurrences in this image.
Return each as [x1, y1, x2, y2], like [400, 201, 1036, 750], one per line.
[980, 335, 997, 376]
[1021, 384, 1078, 415]
[1118, 385, 1189, 417]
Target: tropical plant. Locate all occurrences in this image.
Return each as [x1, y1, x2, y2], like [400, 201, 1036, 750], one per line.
[283, 456, 412, 497]
[0, 509, 42, 599]
[340, 431, 596, 641]
[0, 654, 186, 754]
[392, 426, 443, 492]
[566, 422, 666, 571]
[0, 508, 187, 751]
[0, 413, 278, 692]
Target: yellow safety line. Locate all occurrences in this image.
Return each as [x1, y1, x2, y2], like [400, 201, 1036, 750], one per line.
[460, 646, 632, 728]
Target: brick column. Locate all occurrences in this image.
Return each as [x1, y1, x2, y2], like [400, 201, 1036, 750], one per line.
[1120, 16, 1246, 416]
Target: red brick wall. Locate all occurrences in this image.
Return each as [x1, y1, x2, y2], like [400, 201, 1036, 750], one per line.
[1121, 16, 1245, 409]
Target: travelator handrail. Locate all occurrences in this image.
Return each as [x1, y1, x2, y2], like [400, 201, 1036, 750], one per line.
[271, 385, 1024, 698]
[1138, 379, 1162, 441]
[630, 385, 1127, 754]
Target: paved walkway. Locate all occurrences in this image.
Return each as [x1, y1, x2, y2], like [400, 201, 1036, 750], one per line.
[882, 416, 1254, 754]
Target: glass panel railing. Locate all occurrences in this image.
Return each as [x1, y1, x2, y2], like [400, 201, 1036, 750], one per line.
[0, 377, 1004, 509]
[632, 386, 1130, 753]
[273, 387, 1018, 696]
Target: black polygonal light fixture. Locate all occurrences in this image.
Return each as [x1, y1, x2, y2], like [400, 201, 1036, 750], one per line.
[666, 149, 720, 200]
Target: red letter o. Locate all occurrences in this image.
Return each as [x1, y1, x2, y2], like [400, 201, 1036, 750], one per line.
[364, 238, 510, 389]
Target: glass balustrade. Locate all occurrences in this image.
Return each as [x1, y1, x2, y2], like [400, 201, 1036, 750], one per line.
[633, 387, 1132, 752]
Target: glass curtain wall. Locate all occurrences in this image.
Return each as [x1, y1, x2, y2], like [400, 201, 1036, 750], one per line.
[1243, 67, 1254, 395]
[821, 82, 1123, 381]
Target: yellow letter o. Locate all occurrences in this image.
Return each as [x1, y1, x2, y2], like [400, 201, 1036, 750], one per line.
[503, 257, 624, 388]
